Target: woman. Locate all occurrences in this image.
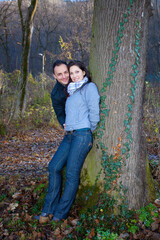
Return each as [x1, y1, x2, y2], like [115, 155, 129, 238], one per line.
[35, 60, 100, 222]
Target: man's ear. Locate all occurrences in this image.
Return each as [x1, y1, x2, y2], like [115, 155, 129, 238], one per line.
[53, 74, 56, 79]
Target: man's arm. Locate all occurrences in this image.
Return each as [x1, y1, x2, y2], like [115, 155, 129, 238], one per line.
[51, 96, 66, 128]
[51, 82, 66, 128]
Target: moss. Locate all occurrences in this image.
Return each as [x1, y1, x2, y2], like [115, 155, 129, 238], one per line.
[81, 146, 102, 186]
[76, 183, 100, 214]
[0, 123, 6, 136]
[75, 167, 101, 213]
[146, 157, 157, 202]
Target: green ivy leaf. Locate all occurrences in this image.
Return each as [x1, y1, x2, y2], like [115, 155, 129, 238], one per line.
[113, 50, 117, 54]
[124, 120, 129, 126]
[100, 88, 105, 93]
[111, 61, 117, 66]
[131, 80, 136, 88]
[120, 22, 124, 26]
[100, 124, 105, 130]
[100, 115, 105, 121]
[126, 112, 131, 118]
[127, 134, 133, 143]
[124, 142, 130, 151]
[119, 33, 124, 38]
[100, 95, 106, 101]
[134, 77, 138, 82]
[97, 130, 104, 136]
[128, 104, 133, 111]
[126, 153, 130, 159]
[131, 72, 137, 77]
[132, 64, 137, 70]
[135, 40, 139, 45]
[103, 82, 107, 87]
[130, 87, 135, 96]
[101, 102, 107, 108]
[101, 109, 110, 117]
[126, 124, 130, 130]
[99, 141, 105, 149]
[121, 148, 126, 154]
[106, 79, 112, 86]
[124, 128, 129, 133]
[129, 95, 135, 103]
[111, 67, 116, 72]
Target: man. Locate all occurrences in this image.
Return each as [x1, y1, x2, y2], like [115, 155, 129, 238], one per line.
[51, 60, 69, 127]
[35, 60, 69, 223]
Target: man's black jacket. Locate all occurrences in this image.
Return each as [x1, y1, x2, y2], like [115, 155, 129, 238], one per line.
[51, 81, 66, 128]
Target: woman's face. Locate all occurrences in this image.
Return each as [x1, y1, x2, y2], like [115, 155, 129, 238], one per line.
[69, 65, 85, 82]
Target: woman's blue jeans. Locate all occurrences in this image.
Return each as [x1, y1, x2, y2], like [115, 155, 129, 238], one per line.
[42, 129, 93, 220]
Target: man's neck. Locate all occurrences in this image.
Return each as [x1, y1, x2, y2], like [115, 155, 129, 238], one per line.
[57, 80, 67, 87]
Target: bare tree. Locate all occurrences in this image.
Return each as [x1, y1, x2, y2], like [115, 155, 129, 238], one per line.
[14, 0, 38, 118]
[31, 0, 62, 74]
[0, 1, 15, 71]
[63, 0, 94, 64]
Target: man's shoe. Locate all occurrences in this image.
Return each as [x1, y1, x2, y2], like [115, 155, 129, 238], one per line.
[35, 213, 53, 223]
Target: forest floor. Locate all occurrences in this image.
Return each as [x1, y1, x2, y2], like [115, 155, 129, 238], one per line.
[0, 126, 160, 240]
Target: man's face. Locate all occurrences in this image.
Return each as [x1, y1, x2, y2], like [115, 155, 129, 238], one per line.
[53, 64, 69, 85]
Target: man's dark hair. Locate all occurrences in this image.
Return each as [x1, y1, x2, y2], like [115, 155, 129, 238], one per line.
[53, 60, 67, 74]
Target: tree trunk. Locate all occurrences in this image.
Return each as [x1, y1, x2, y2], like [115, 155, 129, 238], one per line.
[14, 0, 38, 118]
[82, 0, 155, 209]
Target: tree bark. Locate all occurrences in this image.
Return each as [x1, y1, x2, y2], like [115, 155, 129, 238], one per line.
[14, 0, 38, 118]
[82, 0, 155, 209]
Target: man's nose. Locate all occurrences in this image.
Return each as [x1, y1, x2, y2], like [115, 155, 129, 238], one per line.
[62, 73, 66, 78]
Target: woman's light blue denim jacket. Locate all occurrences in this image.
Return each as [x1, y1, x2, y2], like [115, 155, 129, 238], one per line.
[65, 82, 100, 132]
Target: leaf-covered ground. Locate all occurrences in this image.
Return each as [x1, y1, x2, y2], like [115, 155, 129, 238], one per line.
[0, 127, 160, 239]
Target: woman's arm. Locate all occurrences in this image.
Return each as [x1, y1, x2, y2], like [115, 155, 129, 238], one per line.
[85, 83, 100, 132]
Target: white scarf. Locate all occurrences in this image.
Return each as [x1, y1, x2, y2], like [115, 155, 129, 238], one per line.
[67, 77, 88, 96]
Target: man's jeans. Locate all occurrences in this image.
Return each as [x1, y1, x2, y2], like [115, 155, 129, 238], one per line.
[42, 129, 93, 220]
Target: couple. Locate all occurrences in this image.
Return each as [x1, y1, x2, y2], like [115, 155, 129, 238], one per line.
[35, 60, 100, 223]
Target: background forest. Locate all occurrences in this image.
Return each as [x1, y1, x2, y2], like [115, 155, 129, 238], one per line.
[0, 0, 160, 239]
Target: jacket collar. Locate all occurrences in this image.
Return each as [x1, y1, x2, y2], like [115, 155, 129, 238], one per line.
[56, 80, 66, 89]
